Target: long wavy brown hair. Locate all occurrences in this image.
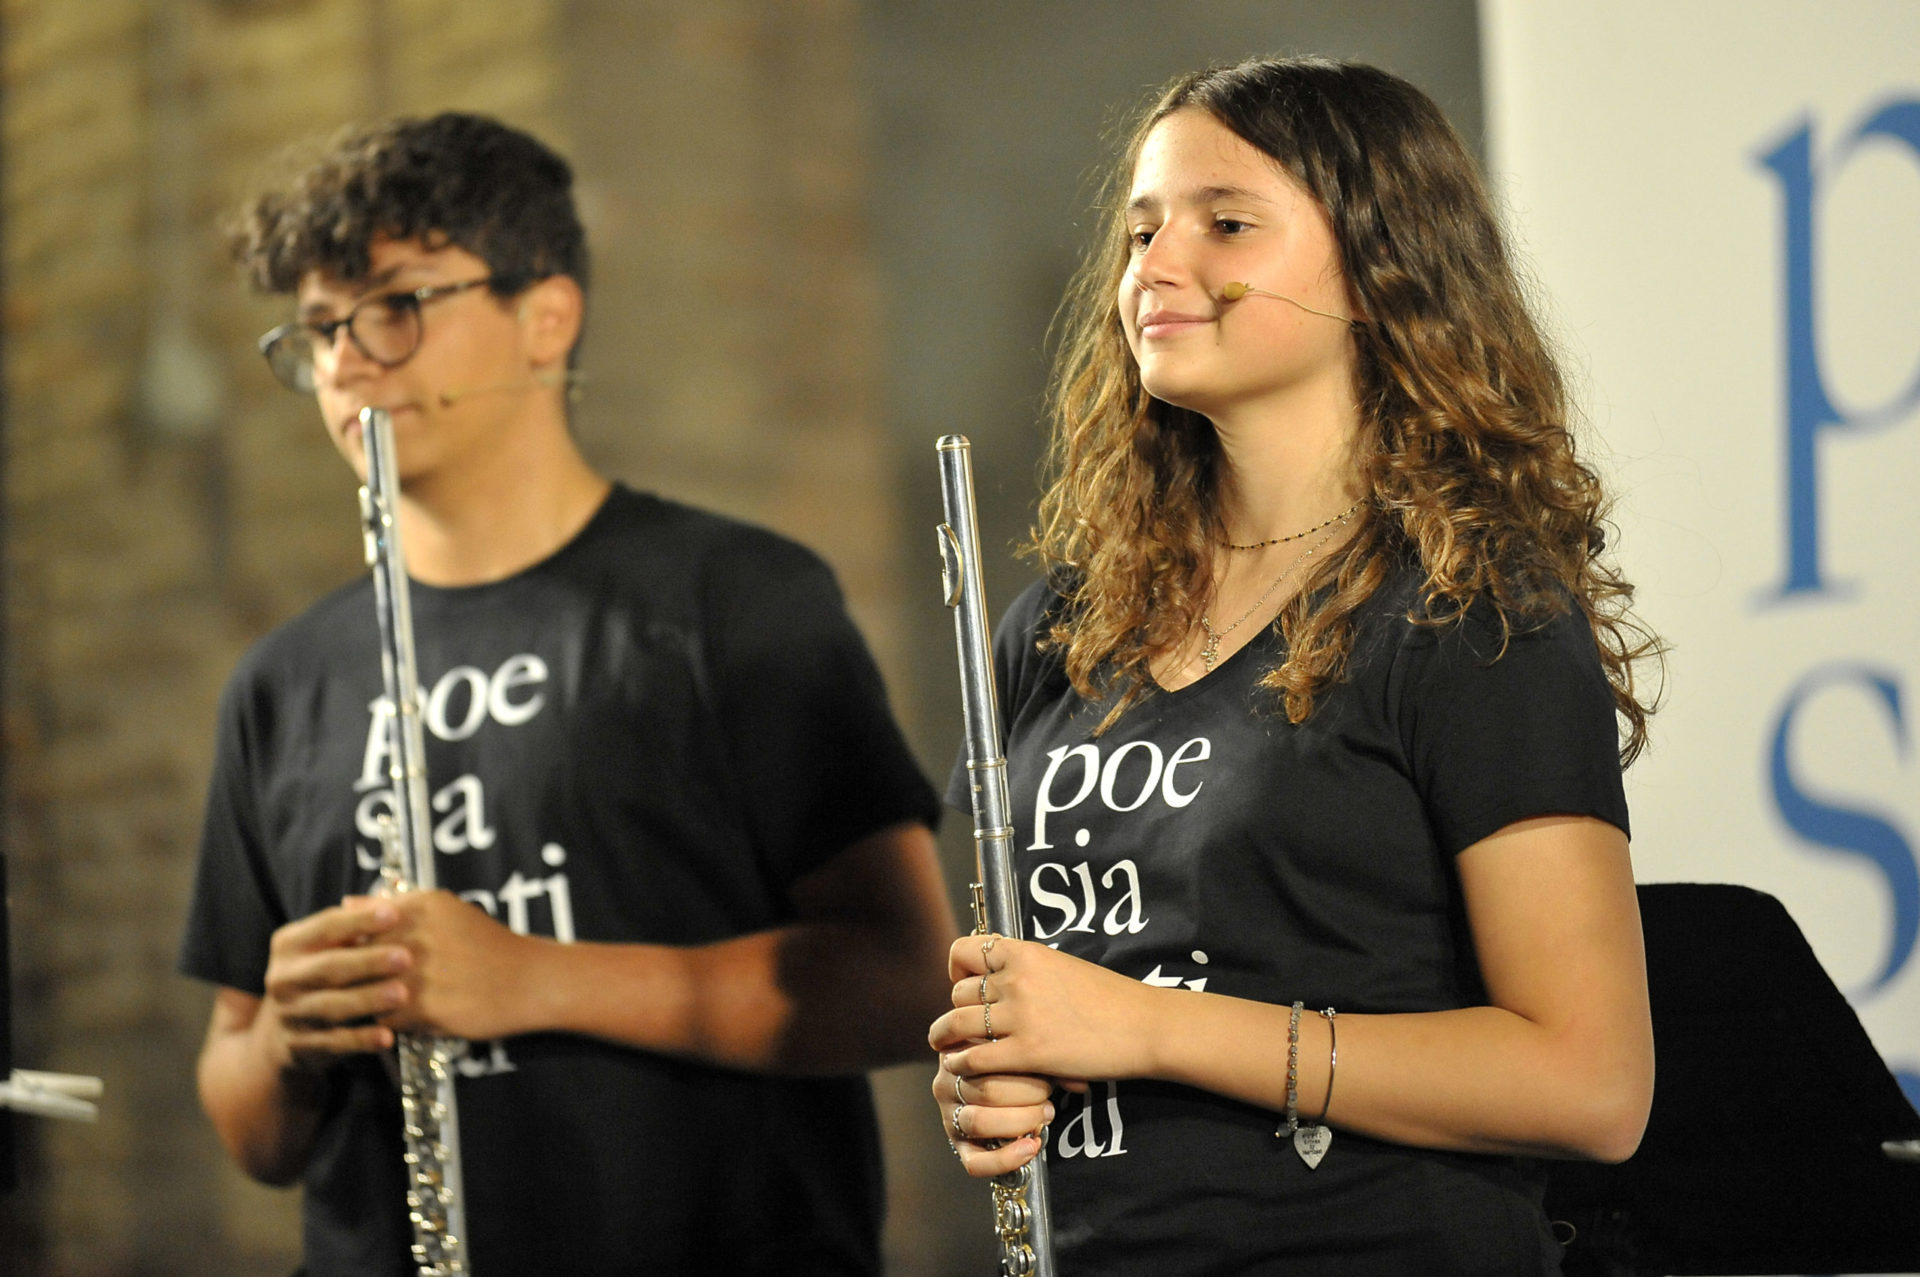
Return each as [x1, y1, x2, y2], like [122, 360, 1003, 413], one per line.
[1034, 57, 1662, 762]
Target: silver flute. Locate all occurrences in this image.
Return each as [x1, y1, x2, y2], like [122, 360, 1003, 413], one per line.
[936, 435, 1058, 1277]
[358, 407, 472, 1276]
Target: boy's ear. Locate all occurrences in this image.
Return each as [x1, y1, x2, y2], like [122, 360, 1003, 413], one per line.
[518, 275, 584, 366]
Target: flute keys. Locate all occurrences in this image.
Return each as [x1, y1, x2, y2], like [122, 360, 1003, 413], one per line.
[992, 1176, 1038, 1274]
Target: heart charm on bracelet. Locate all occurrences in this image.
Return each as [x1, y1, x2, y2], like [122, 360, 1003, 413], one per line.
[1293, 1124, 1332, 1169]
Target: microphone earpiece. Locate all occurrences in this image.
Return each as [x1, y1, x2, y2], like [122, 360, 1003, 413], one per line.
[437, 368, 582, 408]
[1220, 282, 1355, 325]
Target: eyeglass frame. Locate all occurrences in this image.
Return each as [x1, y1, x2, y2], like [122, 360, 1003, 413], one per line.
[256, 276, 500, 394]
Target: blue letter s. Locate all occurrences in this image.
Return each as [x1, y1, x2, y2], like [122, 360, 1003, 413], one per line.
[1768, 664, 1918, 994]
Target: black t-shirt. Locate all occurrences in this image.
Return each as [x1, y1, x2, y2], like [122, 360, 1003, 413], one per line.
[180, 485, 939, 1276]
[957, 565, 1627, 1276]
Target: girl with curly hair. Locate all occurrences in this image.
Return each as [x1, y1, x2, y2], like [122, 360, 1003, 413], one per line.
[929, 58, 1661, 1274]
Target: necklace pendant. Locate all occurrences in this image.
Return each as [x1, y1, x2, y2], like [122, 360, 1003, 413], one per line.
[1200, 635, 1219, 672]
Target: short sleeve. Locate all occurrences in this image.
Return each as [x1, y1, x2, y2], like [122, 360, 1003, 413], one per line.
[177, 671, 286, 995]
[708, 535, 940, 889]
[1399, 604, 1629, 856]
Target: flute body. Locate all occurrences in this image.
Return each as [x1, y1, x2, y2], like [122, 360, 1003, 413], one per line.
[358, 407, 472, 1277]
[936, 435, 1058, 1277]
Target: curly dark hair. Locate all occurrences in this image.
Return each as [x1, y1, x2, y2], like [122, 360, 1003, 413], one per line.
[1034, 57, 1663, 763]
[227, 112, 588, 301]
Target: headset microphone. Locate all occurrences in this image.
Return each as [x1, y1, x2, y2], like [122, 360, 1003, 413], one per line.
[1221, 282, 1355, 325]
[436, 367, 580, 408]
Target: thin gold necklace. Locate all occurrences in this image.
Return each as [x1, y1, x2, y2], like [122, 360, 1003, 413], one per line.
[1197, 512, 1353, 673]
[1223, 498, 1364, 551]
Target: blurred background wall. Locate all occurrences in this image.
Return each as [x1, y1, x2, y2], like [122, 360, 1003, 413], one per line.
[0, 3, 1481, 1272]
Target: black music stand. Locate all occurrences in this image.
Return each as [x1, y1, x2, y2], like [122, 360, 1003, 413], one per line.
[1, 852, 12, 1195]
[0, 852, 100, 1186]
[1547, 882, 1920, 1275]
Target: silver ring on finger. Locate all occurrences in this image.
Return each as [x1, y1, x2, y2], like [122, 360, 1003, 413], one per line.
[981, 935, 998, 961]
[979, 972, 990, 1006]
[951, 1102, 967, 1140]
[983, 998, 995, 1042]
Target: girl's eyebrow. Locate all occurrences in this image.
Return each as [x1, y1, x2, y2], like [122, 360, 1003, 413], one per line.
[1126, 184, 1274, 216]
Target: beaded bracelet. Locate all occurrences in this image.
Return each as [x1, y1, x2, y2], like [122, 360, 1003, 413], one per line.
[1277, 1000, 1305, 1138]
[1276, 1004, 1338, 1170]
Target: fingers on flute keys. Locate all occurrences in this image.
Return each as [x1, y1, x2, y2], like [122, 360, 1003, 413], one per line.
[943, 1069, 1052, 1110]
[949, 932, 1009, 983]
[948, 1101, 1046, 1145]
[935, 1064, 1053, 1176]
[948, 951, 1007, 1043]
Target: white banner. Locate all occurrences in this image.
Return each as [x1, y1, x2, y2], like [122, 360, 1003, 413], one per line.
[1481, 0, 1920, 1120]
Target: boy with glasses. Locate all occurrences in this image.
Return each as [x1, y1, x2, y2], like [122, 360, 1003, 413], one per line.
[179, 113, 954, 1275]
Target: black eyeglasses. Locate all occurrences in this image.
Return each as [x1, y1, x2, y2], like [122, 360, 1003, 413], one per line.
[257, 277, 495, 393]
